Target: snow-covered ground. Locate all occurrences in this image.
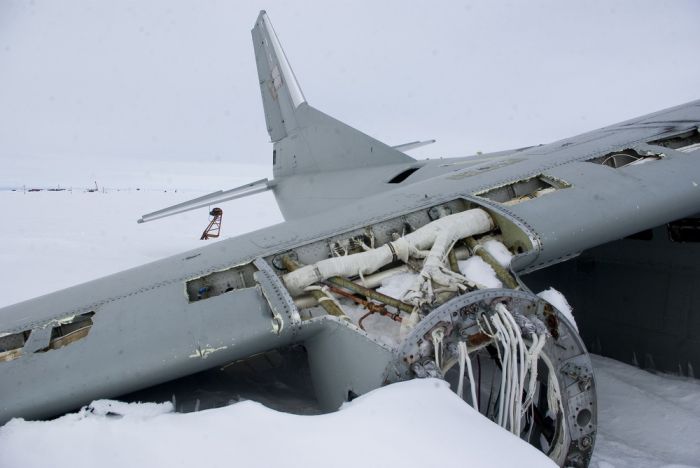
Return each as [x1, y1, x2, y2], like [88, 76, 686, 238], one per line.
[0, 180, 699, 468]
[0, 379, 554, 468]
[592, 355, 700, 468]
[0, 164, 282, 306]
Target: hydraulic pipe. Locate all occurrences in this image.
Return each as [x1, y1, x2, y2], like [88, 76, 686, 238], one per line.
[326, 276, 414, 314]
[281, 257, 348, 320]
[448, 248, 460, 273]
[354, 264, 411, 289]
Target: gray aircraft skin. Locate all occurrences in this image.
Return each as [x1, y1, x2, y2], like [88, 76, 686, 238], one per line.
[2, 11, 699, 467]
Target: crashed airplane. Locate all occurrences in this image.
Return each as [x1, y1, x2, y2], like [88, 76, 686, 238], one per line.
[2, 11, 699, 468]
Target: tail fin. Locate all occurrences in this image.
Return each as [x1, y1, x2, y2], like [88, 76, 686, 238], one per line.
[251, 10, 306, 142]
[252, 12, 414, 178]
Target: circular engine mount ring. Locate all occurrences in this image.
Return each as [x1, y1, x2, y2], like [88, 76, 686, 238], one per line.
[384, 288, 596, 467]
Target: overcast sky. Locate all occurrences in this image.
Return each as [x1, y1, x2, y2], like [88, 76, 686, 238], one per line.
[0, 0, 699, 187]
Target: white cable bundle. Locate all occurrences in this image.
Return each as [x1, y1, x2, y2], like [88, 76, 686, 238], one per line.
[456, 341, 479, 408]
[431, 327, 445, 370]
[522, 333, 547, 411]
[484, 303, 548, 435]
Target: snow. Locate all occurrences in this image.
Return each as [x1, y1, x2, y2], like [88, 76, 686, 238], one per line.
[481, 239, 513, 268]
[1, 185, 699, 468]
[376, 271, 418, 299]
[0, 379, 555, 468]
[591, 355, 700, 468]
[341, 300, 402, 348]
[537, 287, 578, 332]
[458, 256, 503, 289]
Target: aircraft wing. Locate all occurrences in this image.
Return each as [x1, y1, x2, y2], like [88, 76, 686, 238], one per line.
[453, 99, 700, 272]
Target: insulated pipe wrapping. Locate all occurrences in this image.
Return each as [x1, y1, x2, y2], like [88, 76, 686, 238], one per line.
[403, 225, 468, 305]
[282, 208, 494, 295]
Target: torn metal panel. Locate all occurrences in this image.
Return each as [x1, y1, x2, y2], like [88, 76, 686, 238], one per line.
[587, 148, 663, 168]
[649, 127, 700, 153]
[185, 262, 258, 302]
[475, 175, 571, 205]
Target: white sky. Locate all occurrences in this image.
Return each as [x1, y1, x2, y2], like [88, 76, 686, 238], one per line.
[0, 0, 699, 187]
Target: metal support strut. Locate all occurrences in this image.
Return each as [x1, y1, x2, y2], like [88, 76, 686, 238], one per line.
[201, 208, 223, 240]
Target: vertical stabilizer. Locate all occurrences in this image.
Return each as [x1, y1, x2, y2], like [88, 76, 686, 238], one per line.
[252, 12, 414, 179]
[252, 11, 305, 142]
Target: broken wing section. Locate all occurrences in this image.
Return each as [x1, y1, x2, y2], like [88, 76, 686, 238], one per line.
[262, 198, 595, 467]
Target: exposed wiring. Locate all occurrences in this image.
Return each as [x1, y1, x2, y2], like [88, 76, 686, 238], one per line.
[431, 327, 445, 370]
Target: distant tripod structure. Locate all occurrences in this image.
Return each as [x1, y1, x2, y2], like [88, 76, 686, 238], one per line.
[200, 208, 223, 240]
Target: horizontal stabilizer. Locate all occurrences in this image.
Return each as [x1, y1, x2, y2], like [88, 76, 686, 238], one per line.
[137, 178, 272, 224]
[392, 139, 436, 152]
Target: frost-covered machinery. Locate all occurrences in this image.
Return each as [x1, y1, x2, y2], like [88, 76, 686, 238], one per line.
[273, 202, 595, 466]
[282, 202, 594, 466]
[2, 11, 700, 468]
